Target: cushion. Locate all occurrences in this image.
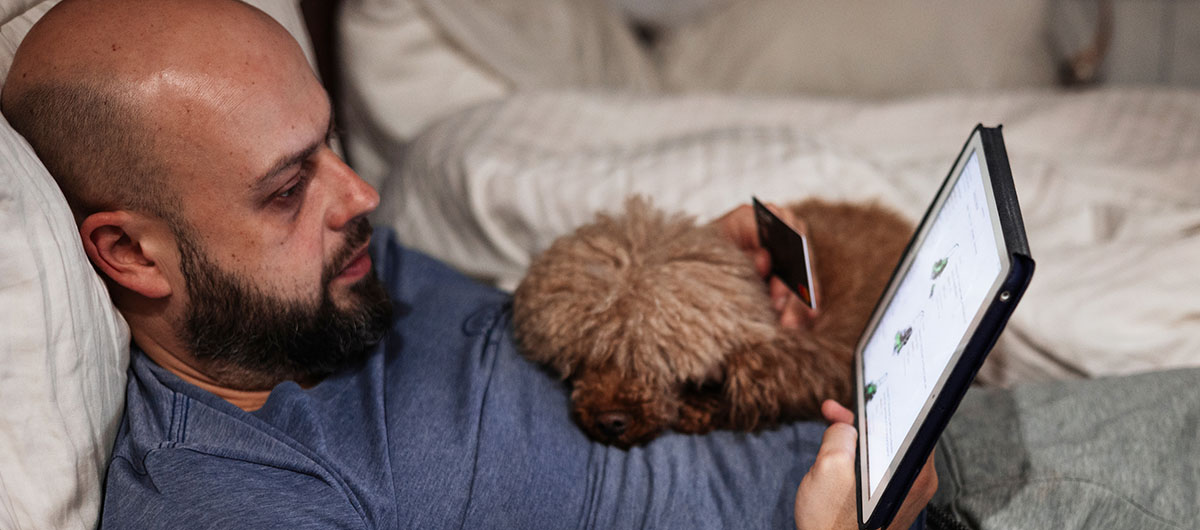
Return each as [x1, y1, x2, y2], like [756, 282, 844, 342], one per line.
[337, 0, 660, 188]
[0, 0, 317, 527]
[655, 0, 1059, 98]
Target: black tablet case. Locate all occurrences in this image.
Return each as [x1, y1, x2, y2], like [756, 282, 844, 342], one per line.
[856, 125, 1035, 529]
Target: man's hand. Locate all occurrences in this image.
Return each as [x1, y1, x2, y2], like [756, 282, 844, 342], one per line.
[793, 400, 859, 530]
[793, 400, 937, 530]
[710, 203, 817, 329]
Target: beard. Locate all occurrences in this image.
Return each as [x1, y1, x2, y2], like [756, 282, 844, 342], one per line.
[175, 218, 393, 389]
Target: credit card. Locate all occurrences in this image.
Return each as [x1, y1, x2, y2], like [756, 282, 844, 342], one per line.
[752, 197, 817, 309]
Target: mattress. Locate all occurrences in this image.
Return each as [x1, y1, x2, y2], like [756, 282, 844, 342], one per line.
[374, 88, 1200, 385]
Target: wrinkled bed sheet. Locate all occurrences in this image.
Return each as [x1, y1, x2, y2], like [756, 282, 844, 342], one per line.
[374, 88, 1200, 385]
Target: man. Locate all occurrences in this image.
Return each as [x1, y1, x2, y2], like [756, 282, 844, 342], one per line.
[12, 1, 1199, 529]
[3, 0, 934, 528]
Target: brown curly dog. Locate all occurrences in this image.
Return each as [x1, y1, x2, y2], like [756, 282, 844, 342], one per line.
[512, 197, 913, 448]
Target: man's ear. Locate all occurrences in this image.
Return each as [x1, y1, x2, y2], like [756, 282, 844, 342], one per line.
[79, 211, 174, 299]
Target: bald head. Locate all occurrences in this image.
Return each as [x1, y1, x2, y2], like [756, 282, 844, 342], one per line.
[2, 0, 315, 221]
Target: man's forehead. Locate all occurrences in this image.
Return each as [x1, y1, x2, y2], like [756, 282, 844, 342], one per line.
[144, 58, 331, 198]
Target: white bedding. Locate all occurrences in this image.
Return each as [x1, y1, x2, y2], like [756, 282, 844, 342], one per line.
[376, 88, 1200, 386]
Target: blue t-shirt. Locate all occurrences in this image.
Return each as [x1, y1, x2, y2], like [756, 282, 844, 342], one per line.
[100, 229, 834, 529]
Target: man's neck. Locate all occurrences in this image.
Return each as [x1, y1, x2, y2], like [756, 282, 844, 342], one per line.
[135, 333, 272, 412]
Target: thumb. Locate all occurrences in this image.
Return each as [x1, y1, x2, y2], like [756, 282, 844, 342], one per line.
[816, 423, 857, 462]
[795, 423, 859, 530]
[821, 399, 855, 425]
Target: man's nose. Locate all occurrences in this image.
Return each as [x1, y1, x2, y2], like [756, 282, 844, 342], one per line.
[322, 149, 379, 229]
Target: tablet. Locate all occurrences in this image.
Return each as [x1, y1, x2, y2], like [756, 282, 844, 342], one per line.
[854, 125, 1034, 529]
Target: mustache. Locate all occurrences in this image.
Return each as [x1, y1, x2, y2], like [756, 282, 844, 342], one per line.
[323, 218, 374, 282]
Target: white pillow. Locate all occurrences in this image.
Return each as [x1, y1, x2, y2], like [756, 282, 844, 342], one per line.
[338, 0, 660, 188]
[0, 3, 128, 528]
[656, 0, 1059, 98]
[0, 1, 317, 528]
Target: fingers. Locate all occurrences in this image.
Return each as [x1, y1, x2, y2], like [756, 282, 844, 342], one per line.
[711, 204, 772, 278]
[764, 203, 818, 329]
[913, 452, 938, 503]
[712, 201, 806, 252]
[794, 422, 860, 530]
[712, 201, 819, 330]
[710, 204, 759, 252]
[817, 422, 858, 461]
[754, 248, 772, 278]
[821, 399, 855, 425]
[766, 202, 807, 235]
[770, 277, 792, 308]
[779, 295, 816, 330]
[884, 452, 939, 530]
[773, 277, 817, 330]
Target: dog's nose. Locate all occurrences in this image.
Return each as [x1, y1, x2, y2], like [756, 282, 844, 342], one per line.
[596, 412, 630, 438]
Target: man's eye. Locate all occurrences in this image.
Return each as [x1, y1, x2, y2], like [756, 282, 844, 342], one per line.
[274, 172, 310, 204]
[278, 182, 300, 198]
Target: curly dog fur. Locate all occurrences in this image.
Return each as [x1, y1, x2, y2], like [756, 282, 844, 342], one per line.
[512, 197, 913, 448]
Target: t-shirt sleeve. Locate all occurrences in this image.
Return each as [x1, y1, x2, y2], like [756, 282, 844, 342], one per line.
[101, 448, 365, 529]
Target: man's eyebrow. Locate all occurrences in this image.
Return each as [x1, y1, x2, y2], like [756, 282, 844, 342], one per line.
[250, 113, 335, 194]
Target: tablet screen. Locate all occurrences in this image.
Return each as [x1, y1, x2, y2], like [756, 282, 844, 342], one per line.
[859, 148, 1006, 496]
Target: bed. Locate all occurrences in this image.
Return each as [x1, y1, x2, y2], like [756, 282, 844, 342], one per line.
[1, 0, 1198, 528]
[337, 0, 1200, 387]
[370, 88, 1200, 388]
